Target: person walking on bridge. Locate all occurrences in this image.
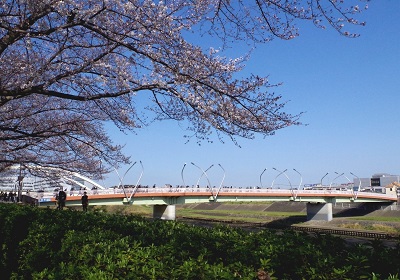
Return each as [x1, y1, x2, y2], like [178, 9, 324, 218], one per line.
[57, 189, 67, 210]
[81, 192, 89, 212]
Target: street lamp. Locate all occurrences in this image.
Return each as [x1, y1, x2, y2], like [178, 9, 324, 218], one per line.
[191, 163, 214, 199]
[218, 164, 226, 189]
[259, 168, 267, 188]
[181, 163, 187, 187]
[334, 171, 352, 191]
[215, 164, 226, 200]
[114, 161, 137, 199]
[342, 173, 352, 183]
[342, 173, 353, 191]
[129, 161, 144, 200]
[293, 168, 303, 190]
[350, 172, 362, 199]
[330, 172, 344, 188]
[195, 164, 214, 188]
[320, 172, 329, 187]
[271, 168, 288, 189]
[282, 170, 293, 190]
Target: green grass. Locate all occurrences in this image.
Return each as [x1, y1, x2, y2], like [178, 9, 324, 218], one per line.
[91, 205, 153, 216]
[347, 216, 400, 222]
[78, 203, 400, 234]
[176, 207, 306, 224]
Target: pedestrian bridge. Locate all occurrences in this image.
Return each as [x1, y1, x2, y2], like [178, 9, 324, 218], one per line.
[26, 187, 398, 221]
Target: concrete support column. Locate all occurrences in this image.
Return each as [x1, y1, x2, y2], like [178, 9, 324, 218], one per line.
[306, 202, 333, 221]
[153, 205, 176, 220]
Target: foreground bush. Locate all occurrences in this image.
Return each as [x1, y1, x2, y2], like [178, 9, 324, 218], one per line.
[0, 203, 399, 279]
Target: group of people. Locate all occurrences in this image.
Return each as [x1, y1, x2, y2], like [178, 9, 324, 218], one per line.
[56, 189, 89, 211]
[0, 191, 18, 203]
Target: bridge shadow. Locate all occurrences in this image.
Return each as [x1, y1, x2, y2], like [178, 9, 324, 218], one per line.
[333, 202, 392, 218]
[260, 202, 394, 229]
[263, 215, 308, 229]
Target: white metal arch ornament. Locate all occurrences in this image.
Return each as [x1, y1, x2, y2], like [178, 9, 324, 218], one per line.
[191, 162, 215, 200]
[113, 161, 144, 203]
[187, 162, 226, 202]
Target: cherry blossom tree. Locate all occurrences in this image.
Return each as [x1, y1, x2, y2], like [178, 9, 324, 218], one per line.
[0, 0, 368, 179]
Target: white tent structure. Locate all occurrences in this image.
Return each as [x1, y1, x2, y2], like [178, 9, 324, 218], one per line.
[0, 165, 105, 192]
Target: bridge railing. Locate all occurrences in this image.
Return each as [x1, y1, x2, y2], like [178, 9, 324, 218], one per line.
[26, 187, 396, 201]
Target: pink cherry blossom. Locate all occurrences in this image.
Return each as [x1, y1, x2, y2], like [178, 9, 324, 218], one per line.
[0, 0, 368, 178]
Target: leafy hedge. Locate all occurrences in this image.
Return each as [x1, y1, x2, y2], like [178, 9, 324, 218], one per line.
[0, 203, 399, 279]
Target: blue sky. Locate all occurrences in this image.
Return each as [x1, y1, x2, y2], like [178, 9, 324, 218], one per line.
[103, 1, 400, 189]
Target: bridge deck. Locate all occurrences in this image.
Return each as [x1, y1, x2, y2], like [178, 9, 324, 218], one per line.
[29, 188, 397, 207]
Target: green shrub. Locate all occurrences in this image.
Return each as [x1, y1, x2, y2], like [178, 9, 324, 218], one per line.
[0, 203, 399, 280]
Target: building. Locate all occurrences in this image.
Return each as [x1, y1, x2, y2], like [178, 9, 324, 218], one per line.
[354, 173, 400, 193]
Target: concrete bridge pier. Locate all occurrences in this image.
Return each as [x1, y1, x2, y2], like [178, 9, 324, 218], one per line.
[153, 205, 176, 220]
[306, 202, 333, 221]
